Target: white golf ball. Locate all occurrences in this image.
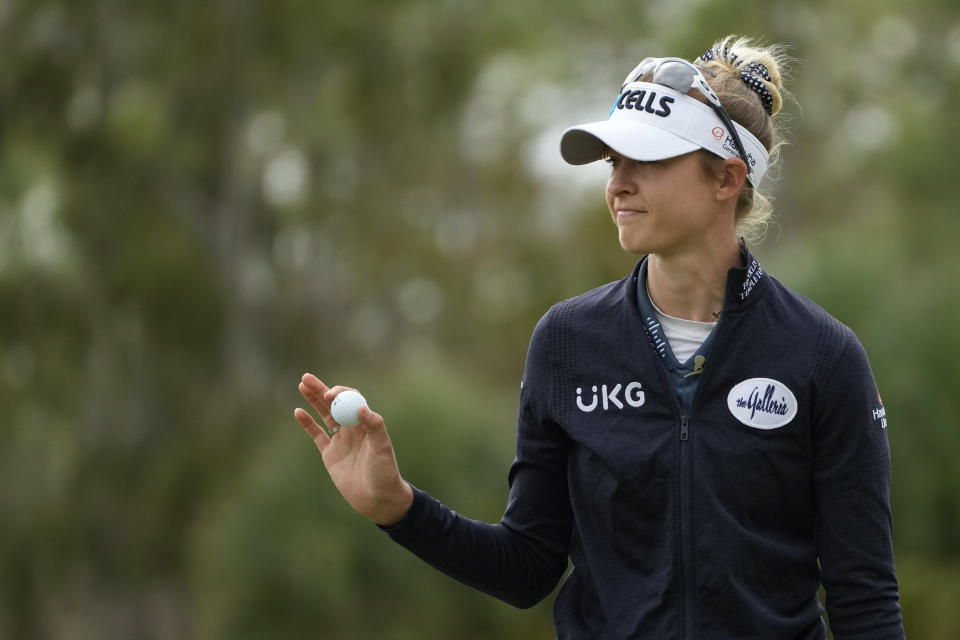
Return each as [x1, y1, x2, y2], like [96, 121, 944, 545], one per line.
[330, 389, 367, 427]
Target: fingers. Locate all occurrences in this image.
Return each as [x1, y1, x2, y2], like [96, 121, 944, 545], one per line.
[298, 376, 360, 417]
[323, 384, 358, 403]
[294, 406, 331, 452]
[296, 374, 381, 447]
[299, 374, 338, 427]
[300, 374, 331, 408]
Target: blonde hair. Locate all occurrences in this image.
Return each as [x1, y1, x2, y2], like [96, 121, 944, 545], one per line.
[694, 35, 792, 244]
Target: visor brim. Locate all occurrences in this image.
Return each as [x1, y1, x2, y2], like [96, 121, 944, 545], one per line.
[560, 120, 701, 166]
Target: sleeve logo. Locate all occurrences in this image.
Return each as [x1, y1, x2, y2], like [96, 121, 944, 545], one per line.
[727, 378, 798, 429]
[873, 388, 887, 429]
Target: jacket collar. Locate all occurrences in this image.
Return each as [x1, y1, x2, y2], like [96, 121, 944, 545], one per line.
[725, 241, 767, 312]
[627, 240, 768, 315]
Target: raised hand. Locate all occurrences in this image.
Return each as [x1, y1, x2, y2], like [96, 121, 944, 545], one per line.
[294, 374, 413, 526]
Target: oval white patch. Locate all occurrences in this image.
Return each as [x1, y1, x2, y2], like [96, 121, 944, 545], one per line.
[727, 378, 798, 430]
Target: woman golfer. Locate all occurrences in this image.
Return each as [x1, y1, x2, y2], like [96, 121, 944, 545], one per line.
[294, 35, 905, 639]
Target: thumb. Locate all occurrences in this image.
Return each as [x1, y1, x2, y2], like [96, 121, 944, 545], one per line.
[357, 405, 391, 444]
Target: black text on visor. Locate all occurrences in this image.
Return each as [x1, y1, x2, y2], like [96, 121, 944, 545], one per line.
[623, 57, 753, 178]
[560, 81, 769, 186]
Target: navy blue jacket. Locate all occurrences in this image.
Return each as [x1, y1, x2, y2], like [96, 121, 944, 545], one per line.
[383, 254, 905, 639]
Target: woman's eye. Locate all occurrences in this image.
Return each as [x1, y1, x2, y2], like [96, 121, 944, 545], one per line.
[604, 156, 653, 168]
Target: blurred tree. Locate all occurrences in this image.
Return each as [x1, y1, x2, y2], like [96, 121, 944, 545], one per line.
[1, 0, 958, 638]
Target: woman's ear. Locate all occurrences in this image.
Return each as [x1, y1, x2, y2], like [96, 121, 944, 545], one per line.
[716, 158, 748, 203]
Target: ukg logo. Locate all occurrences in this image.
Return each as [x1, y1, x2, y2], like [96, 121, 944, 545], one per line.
[576, 382, 645, 413]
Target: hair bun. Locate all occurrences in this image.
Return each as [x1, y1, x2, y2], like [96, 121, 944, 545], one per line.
[696, 36, 786, 117]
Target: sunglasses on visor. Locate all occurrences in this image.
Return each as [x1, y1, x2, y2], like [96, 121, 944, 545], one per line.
[622, 57, 752, 179]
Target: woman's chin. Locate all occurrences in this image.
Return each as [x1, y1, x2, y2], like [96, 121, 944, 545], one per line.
[618, 233, 652, 255]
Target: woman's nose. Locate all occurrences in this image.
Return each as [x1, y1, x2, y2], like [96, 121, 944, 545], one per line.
[607, 164, 637, 196]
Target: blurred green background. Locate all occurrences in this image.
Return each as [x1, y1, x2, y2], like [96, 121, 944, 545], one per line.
[2, 0, 958, 638]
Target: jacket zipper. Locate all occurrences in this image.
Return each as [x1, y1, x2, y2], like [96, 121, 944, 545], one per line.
[672, 337, 719, 640]
[640, 274, 728, 639]
[661, 374, 692, 640]
[678, 413, 693, 639]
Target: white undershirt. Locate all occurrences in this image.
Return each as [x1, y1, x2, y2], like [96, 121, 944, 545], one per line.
[649, 299, 717, 364]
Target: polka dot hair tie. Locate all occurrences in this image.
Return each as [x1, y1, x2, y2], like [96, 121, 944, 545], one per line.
[741, 61, 772, 83]
[698, 50, 776, 115]
[740, 63, 775, 115]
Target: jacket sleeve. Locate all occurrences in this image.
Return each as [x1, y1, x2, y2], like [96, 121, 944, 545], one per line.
[811, 328, 905, 639]
[381, 307, 573, 608]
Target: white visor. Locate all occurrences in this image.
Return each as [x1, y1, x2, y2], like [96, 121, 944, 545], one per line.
[560, 82, 769, 187]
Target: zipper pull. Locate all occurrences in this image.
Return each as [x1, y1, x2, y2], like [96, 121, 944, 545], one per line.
[680, 415, 689, 441]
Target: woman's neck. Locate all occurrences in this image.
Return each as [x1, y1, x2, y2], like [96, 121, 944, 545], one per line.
[646, 240, 742, 323]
